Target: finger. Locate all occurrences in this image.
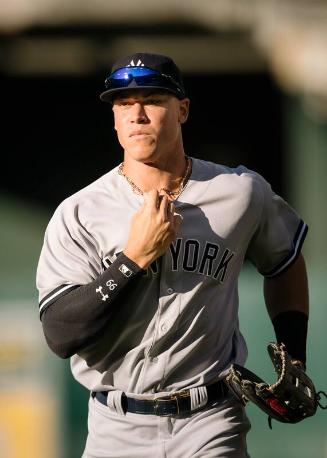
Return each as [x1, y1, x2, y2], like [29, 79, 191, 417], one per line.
[167, 201, 176, 222]
[169, 201, 175, 214]
[143, 190, 159, 210]
[172, 212, 183, 231]
[158, 194, 169, 219]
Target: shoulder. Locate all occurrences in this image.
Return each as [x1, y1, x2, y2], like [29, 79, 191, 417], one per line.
[192, 158, 267, 199]
[49, 166, 120, 227]
[230, 165, 270, 198]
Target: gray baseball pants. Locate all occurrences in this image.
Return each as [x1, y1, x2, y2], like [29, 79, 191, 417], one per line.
[82, 391, 251, 458]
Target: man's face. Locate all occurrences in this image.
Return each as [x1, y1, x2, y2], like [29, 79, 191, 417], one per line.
[112, 90, 189, 163]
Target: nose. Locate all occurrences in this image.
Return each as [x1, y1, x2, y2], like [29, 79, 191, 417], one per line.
[131, 102, 148, 124]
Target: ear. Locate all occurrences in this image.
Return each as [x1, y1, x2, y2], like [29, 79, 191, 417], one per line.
[178, 98, 190, 124]
[112, 105, 118, 131]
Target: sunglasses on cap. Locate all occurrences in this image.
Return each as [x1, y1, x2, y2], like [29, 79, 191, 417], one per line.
[104, 66, 185, 98]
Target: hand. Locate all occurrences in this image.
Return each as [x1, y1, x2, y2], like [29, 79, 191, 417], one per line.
[124, 190, 183, 269]
[291, 359, 306, 371]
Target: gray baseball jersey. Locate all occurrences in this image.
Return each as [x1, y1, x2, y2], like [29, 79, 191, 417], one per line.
[36, 157, 307, 396]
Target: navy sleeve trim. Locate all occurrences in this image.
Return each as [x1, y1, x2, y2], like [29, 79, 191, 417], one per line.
[39, 284, 80, 315]
[264, 220, 308, 278]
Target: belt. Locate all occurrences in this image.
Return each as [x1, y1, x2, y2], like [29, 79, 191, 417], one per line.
[93, 380, 229, 417]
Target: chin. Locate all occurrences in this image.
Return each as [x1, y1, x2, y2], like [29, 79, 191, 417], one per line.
[128, 148, 158, 163]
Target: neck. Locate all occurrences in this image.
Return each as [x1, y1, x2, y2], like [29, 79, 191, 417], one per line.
[122, 152, 189, 195]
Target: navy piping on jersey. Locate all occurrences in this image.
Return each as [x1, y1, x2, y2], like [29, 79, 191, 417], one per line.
[264, 220, 308, 278]
[39, 284, 79, 315]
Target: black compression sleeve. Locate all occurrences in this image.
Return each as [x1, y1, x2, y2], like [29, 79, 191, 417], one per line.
[272, 310, 308, 364]
[40, 253, 145, 359]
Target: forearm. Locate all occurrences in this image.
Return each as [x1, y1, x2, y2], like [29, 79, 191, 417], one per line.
[41, 253, 145, 359]
[264, 253, 309, 318]
[264, 253, 309, 363]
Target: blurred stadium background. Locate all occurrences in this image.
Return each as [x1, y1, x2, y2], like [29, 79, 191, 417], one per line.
[0, 1, 326, 457]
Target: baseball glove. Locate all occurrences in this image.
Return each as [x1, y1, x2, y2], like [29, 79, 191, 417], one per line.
[225, 342, 326, 428]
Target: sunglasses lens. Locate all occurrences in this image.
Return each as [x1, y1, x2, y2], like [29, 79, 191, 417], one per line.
[104, 66, 183, 97]
[110, 67, 159, 80]
[105, 67, 161, 88]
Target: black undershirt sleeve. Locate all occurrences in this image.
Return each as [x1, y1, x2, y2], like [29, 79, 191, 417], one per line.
[40, 253, 145, 359]
[272, 310, 308, 365]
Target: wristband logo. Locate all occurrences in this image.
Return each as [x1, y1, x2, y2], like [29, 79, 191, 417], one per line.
[95, 281, 117, 301]
[95, 285, 109, 301]
[119, 264, 133, 277]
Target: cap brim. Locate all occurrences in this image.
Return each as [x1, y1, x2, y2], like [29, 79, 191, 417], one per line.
[99, 86, 185, 102]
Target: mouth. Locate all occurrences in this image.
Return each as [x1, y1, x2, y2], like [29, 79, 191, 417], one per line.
[129, 132, 150, 138]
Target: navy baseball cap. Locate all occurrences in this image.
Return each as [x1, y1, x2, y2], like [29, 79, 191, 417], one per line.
[100, 52, 186, 102]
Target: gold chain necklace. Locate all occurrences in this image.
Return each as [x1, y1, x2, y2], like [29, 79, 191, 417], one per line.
[118, 156, 192, 199]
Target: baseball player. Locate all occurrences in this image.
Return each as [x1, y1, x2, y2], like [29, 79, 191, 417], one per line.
[36, 53, 310, 457]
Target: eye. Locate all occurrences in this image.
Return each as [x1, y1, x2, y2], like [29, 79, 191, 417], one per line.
[115, 99, 132, 107]
[146, 98, 162, 105]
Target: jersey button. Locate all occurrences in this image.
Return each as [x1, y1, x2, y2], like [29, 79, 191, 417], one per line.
[161, 323, 167, 333]
[151, 356, 158, 363]
[167, 287, 174, 294]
